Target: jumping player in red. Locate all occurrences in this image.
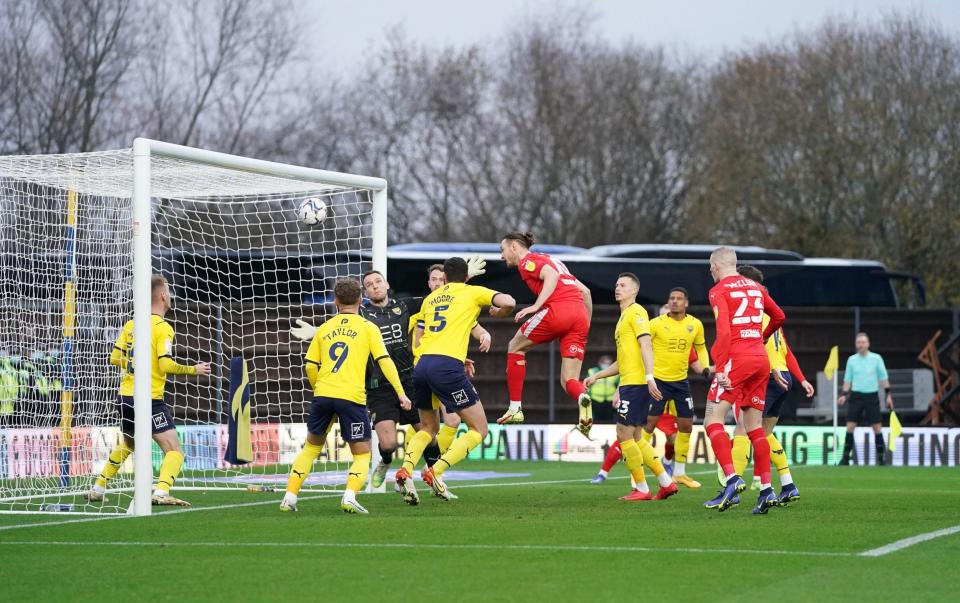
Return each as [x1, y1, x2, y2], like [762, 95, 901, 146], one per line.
[703, 246, 785, 515]
[498, 232, 594, 434]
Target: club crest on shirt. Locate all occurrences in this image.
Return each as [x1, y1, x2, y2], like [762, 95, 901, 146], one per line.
[524, 260, 536, 272]
[686, 325, 694, 333]
[392, 307, 402, 315]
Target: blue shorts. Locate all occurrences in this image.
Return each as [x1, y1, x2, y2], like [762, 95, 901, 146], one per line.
[413, 355, 480, 414]
[649, 379, 694, 418]
[616, 385, 653, 426]
[118, 395, 175, 438]
[307, 396, 371, 442]
[763, 373, 793, 418]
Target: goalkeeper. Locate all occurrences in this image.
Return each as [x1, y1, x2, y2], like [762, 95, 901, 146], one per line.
[87, 275, 211, 507]
[289, 257, 489, 505]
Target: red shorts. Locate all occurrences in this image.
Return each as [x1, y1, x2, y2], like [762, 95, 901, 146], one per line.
[656, 409, 678, 437]
[707, 355, 770, 411]
[518, 303, 589, 360]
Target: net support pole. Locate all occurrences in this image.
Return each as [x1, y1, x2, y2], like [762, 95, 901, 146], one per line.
[832, 374, 839, 466]
[371, 186, 388, 274]
[367, 185, 389, 493]
[132, 138, 153, 516]
[59, 182, 78, 488]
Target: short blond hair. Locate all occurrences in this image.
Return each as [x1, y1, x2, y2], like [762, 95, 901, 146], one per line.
[710, 246, 737, 268]
[151, 275, 168, 300]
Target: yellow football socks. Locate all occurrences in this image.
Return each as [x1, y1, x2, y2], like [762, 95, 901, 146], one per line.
[676, 431, 691, 463]
[433, 430, 482, 477]
[404, 425, 417, 450]
[637, 436, 672, 487]
[287, 442, 324, 495]
[620, 439, 647, 487]
[155, 450, 185, 493]
[95, 443, 132, 489]
[732, 435, 751, 476]
[346, 452, 371, 492]
[640, 429, 653, 444]
[402, 430, 433, 473]
[437, 424, 459, 453]
[637, 437, 666, 475]
[768, 434, 793, 485]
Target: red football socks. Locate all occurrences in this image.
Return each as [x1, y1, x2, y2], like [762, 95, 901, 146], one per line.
[707, 423, 735, 477]
[565, 378, 587, 401]
[564, 379, 587, 400]
[602, 440, 622, 472]
[748, 427, 771, 486]
[506, 353, 526, 401]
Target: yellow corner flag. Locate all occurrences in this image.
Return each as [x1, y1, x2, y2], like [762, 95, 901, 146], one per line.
[824, 346, 839, 380]
[889, 410, 903, 451]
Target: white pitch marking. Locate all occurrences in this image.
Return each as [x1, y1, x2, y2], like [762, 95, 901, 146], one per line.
[859, 525, 960, 557]
[0, 540, 853, 557]
[0, 468, 712, 533]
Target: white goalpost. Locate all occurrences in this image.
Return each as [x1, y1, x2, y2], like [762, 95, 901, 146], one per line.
[0, 138, 387, 516]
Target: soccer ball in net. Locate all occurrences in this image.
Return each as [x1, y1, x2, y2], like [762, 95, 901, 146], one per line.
[297, 197, 328, 225]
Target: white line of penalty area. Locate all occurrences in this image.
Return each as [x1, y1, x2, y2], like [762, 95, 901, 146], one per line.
[5, 526, 959, 558]
[0, 469, 710, 533]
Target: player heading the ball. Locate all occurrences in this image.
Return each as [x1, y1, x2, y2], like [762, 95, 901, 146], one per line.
[498, 231, 594, 436]
[280, 278, 411, 515]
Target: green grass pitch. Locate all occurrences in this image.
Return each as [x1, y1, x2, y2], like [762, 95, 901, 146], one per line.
[1, 462, 958, 602]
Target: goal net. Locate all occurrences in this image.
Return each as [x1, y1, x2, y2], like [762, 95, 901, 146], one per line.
[0, 140, 386, 514]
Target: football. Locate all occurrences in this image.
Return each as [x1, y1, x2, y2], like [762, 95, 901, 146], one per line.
[297, 197, 328, 225]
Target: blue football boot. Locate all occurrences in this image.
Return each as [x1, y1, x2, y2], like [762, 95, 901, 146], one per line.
[778, 483, 800, 506]
[752, 487, 779, 515]
[704, 475, 746, 511]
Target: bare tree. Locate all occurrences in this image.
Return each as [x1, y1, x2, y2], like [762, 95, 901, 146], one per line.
[0, 0, 143, 153]
[691, 13, 960, 305]
[1, 3, 957, 304]
[135, 0, 301, 154]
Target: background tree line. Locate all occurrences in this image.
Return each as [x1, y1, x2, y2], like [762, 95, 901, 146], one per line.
[1, 1, 958, 306]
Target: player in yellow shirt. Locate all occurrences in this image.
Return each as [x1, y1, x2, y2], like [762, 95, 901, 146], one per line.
[584, 273, 677, 501]
[410, 262, 491, 460]
[726, 266, 815, 504]
[87, 275, 211, 506]
[280, 278, 410, 514]
[395, 257, 515, 501]
[643, 287, 710, 489]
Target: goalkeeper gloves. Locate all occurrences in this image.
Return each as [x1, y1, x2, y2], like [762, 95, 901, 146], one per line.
[290, 319, 317, 342]
[466, 256, 486, 279]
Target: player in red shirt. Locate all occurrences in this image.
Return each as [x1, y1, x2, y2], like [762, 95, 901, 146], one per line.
[703, 246, 785, 515]
[497, 232, 594, 434]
